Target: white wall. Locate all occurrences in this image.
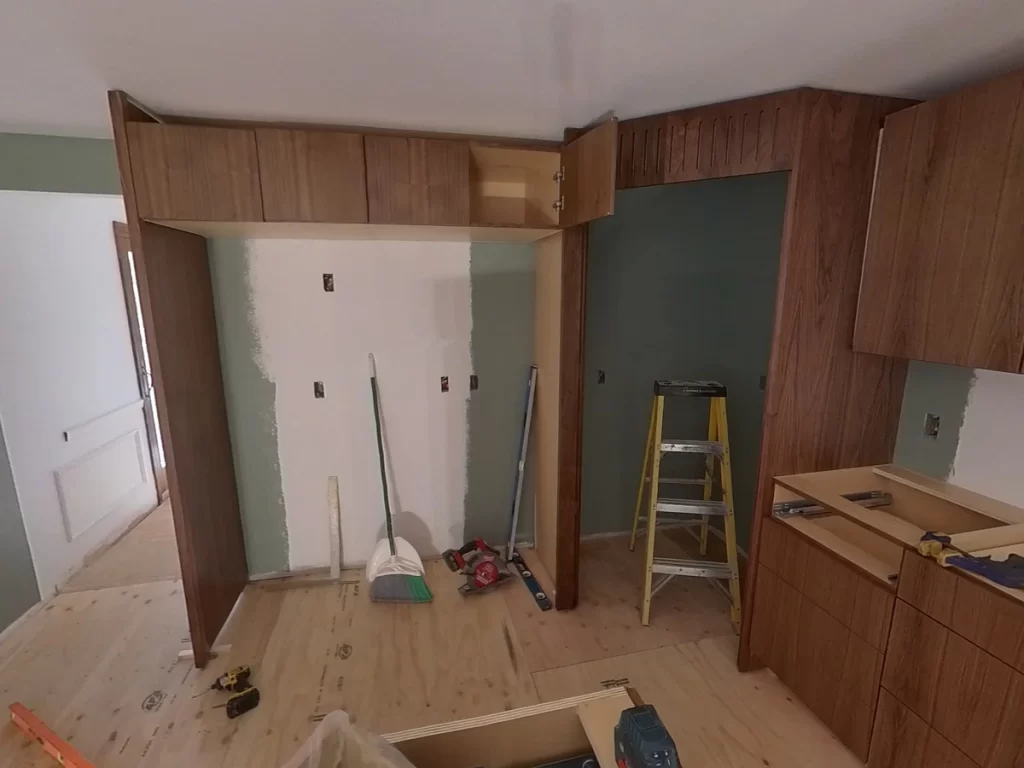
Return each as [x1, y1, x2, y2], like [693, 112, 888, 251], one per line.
[950, 368, 1024, 507]
[245, 239, 472, 569]
[0, 190, 157, 595]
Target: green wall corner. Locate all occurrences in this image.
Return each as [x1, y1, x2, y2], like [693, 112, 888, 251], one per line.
[465, 243, 536, 547]
[893, 360, 975, 480]
[208, 239, 289, 574]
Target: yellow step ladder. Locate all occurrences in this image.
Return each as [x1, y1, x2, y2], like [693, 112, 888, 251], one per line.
[629, 380, 741, 629]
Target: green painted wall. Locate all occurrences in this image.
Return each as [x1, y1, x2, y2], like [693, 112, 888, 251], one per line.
[0, 416, 39, 630]
[582, 173, 789, 548]
[464, 243, 536, 546]
[893, 360, 975, 480]
[208, 240, 289, 574]
[0, 133, 120, 194]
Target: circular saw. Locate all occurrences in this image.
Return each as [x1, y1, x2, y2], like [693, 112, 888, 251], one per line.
[441, 538, 514, 595]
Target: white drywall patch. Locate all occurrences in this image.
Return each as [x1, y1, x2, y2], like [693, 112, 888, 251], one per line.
[950, 368, 1024, 507]
[245, 239, 472, 569]
[0, 191, 157, 595]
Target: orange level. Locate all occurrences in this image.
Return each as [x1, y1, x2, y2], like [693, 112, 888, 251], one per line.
[9, 703, 96, 768]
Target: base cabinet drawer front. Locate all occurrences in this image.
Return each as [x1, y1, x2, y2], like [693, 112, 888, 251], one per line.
[951, 571, 1024, 674]
[762, 518, 894, 650]
[882, 600, 947, 720]
[931, 632, 1015, 766]
[870, 690, 979, 768]
[754, 561, 881, 762]
[899, 552, 959, 625]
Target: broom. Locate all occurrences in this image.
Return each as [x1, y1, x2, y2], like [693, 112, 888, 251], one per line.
[365, 354, 432, 603]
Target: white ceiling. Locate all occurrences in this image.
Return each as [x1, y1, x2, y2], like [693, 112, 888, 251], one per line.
[3, 0, 1024, 140]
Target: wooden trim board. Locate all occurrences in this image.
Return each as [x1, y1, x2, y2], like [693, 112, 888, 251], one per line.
[385, 688, 632, 768]
[874, 464, 1024, 524]
[149, 219, 559, 243]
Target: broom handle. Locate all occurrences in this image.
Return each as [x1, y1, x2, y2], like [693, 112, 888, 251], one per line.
[369, 354, 396, 556]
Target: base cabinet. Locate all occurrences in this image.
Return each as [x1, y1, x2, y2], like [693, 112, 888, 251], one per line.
[751, 520, 891, 761]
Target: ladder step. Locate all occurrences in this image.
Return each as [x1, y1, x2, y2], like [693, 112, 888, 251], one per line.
[651, 558, 733, 579]
[656, 499, 728, 517]
[644, 477, 714, 486]
[654, 380, 727, 398]
[660, 440, 724, 455]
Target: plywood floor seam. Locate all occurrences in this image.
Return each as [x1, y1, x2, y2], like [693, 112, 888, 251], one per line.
[0, 532, 862, 767]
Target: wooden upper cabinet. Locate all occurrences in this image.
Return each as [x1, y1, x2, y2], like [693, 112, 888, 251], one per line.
[558, 118, 618, 228]
[854, 69, 1024, 372]
[364, 136, 470, 226]
[663, 92, 798, 183]
[256, 129, 367, 223]
[128, 123, 263, 221]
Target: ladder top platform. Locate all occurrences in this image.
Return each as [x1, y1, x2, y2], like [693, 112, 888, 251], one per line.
[653, 380, 727, 398]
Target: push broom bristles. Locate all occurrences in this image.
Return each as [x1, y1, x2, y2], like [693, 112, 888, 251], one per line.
[368, 573, 433, 603]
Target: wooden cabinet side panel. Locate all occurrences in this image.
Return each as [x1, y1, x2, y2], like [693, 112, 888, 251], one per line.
[128, 123, 263, 221]
[256, 129, 368, 223]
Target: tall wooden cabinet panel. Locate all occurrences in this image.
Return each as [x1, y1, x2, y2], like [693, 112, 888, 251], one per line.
[364, 136, 470, 226]
[127, 123, 263, 221]
[558, 118, 618, 228]
[256, 129, 368, 223]
[854, 69, 1024, 371]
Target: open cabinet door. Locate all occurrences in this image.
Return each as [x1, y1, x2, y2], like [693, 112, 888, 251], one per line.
[559, 118, 618, 228]
[109, 92, 248, 668]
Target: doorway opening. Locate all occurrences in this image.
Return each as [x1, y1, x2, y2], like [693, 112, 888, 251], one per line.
[576, 174, 790, 641]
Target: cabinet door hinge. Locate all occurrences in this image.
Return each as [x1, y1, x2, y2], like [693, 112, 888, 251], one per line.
[552, 196, 565, 211]
[553, 168, 565, 183]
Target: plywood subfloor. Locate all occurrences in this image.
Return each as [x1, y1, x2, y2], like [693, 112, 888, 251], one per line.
[62, 499, 180, 592]
[0, 535, 862, 768]
[533, 637, 863, 768]
[504, 532, 736, 672]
